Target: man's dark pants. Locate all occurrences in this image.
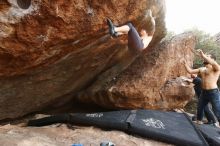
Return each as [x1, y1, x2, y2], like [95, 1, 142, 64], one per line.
[197, 88, 220, 123]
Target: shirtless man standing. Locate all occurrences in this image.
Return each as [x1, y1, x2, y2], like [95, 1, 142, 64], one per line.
[182, 49, 220, 125]
[184, 74, 218, 125]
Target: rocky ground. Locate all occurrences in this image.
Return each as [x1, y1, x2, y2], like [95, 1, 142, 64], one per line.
[0, 124, 173, 146]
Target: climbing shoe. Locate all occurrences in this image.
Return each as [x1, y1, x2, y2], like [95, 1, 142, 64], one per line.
[106, 18, 118, 37]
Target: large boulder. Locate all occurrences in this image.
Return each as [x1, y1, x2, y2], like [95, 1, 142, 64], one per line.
[0, 0, 166, 120]
[77, 33, 196, 110]
[0, 0, 165, 76]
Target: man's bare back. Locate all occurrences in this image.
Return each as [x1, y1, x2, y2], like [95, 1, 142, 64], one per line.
[199, 66, 220, 90]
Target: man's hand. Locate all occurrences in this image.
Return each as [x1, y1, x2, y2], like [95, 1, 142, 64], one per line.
[146, 9, 152, 17]
[151, 17, 156, 27]
[196, 49, 205, 57]
[148, 10, 156, 28]
[180, 58, 187, 65]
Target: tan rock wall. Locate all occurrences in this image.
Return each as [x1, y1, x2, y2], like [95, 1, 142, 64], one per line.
[78, 33, 196, 110]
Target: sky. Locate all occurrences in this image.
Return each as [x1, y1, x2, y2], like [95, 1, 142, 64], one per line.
[165, 0, 220, 35]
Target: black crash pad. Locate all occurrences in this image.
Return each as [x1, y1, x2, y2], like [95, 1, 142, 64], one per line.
[28, 109, 208, 146]
[198, 124, 220, 146]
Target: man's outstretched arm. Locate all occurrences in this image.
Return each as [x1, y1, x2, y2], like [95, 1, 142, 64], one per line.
[182, 60, 200, 74]
[148, 10, 156, 37]
[197, 49, 220, 71]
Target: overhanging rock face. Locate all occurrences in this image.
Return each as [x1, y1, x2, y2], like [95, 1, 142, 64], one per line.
[0, 0, 166, 120]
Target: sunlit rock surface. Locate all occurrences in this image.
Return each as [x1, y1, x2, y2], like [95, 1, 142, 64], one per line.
[78, 33, 196, 110]
[0, 0, 166, 120]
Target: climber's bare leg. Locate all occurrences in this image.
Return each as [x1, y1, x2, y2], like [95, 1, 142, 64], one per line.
[114, 25, 130, 35]
[107, 18, 131, 37]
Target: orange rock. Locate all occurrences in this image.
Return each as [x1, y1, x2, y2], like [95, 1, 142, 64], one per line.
[0, 0, 166, 120]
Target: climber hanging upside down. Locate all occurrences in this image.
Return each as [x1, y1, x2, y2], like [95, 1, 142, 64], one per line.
[106, 10, 155, 54]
